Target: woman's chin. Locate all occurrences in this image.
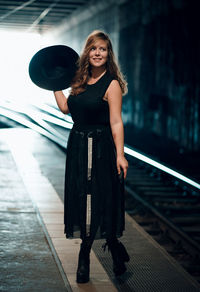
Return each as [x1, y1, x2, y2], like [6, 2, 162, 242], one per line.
[90, 62, 106, 68]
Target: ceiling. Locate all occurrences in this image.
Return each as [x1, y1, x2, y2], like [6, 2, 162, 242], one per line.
[0, 0, 91, 33]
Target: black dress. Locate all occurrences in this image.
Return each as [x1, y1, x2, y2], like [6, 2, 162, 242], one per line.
[64, 70, 125, 240]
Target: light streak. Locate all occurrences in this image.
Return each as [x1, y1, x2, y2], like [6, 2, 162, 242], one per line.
[124, 146, 200, 190]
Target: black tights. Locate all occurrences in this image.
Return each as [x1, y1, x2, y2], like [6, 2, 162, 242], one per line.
[81, 236, 118, 251]
[81, 237, 94, 249]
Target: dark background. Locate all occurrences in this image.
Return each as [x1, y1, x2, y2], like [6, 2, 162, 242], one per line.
[53, 0, 199, 181]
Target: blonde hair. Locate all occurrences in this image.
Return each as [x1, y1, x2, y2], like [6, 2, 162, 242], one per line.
[70, 30, 128, 95]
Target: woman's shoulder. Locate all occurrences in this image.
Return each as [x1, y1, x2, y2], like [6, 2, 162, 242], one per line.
[108, 79, 121, 93]
[104, 76, 122, 100]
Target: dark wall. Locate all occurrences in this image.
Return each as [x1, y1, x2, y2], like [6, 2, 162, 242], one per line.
[48, 0, 200, 177]
[119, 0, 200, 155]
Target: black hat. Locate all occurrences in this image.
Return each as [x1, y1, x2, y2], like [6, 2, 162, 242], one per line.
[28, 45, 79, 91]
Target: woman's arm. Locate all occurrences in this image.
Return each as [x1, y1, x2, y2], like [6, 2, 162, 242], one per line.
[53, 90, 70, 114]
[107, 80, 128, 178]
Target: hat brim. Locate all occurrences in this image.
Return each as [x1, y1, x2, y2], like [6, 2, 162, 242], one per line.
[29, 45, 79, 91]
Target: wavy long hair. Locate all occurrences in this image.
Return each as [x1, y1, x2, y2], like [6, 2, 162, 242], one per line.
[70, 30, 128, 96]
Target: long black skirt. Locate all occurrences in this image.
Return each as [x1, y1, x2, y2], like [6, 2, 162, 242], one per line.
[64, 124, 125, 240]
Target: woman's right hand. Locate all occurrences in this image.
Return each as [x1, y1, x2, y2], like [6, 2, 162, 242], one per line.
[53, 91, 69, 114]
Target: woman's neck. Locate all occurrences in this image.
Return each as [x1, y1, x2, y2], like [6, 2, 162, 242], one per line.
[90, 66, 107, 79]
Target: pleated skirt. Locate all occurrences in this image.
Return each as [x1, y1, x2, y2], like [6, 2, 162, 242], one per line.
[64, 124, 125, 240]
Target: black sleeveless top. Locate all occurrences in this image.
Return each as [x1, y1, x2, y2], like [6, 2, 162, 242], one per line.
[67, 71, 115, 127]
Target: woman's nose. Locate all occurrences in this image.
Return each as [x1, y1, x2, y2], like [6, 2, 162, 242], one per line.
[95, 49, 100, 55]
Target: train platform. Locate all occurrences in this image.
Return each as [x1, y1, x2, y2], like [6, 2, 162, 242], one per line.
[1, 128, 200, 292]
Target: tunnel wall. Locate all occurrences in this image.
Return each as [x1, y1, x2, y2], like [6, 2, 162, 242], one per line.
[48, 0, 200, 162]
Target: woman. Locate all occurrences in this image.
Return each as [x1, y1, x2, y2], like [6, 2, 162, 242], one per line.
[54, 30, 129, 283]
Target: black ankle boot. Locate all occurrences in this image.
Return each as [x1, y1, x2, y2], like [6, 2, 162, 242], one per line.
[102, 239, 130, 277]
[76, 242, 91, 283]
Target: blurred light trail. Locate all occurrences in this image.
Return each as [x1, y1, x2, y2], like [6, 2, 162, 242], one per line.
[124, 146, 200, 190]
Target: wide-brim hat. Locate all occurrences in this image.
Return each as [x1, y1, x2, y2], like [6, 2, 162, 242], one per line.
[28, 45, 79, 91]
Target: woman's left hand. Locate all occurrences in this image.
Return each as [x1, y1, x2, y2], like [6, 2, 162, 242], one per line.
[117, 155, 128, 179]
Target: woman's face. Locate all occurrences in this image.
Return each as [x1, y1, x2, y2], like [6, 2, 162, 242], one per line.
[88, 39, 108, 68]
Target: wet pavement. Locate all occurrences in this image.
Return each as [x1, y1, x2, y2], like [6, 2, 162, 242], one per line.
[0, 133, 67, 292]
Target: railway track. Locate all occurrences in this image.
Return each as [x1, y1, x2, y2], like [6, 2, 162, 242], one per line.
[0, 99, 200, 284]
[125, 159, 200, 283]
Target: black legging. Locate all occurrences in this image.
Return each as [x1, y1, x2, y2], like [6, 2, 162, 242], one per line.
[81, 236, 118, 251]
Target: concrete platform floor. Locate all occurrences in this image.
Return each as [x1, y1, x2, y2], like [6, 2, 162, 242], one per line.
[0, 130, 67, 292]
[1, 128, 200, 292]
